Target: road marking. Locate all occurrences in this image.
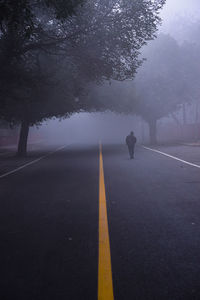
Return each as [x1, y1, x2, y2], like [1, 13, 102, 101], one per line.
[0, 145, 67, 179]
[143, 146, 200, 169]
[98, 144, 114, 300]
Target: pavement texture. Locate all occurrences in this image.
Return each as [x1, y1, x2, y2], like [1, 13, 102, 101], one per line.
[1, 143, 200, 299]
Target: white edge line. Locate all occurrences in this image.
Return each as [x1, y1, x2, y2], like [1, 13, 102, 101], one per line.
[0, 145, 67, 179]
[143, 146, 200, 169]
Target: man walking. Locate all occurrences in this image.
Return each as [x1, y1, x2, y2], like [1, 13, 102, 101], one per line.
[126, 131, 137, 159]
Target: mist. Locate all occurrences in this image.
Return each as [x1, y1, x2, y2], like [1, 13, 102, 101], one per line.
[27, 0, 198, 148]
[2, 2, 200, 298]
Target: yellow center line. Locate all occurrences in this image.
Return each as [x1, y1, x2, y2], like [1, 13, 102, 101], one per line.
[98, 143, 114, 300]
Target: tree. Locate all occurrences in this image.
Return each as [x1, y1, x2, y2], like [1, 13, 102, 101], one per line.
[0, 0, 165, 155]
[0, 0, 85, 156]
[69, 0, 166, 113]
[132, 34, 188, 144]
[87, 34, 188, 144]
[1, 52, 87, 156]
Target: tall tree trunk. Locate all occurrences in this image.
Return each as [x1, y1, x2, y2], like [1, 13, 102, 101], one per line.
[182, 102, 187, 125]
[17, 120, 29, 157]
[195, 101, 199, 141]
[148, 119, 157, 145]
[195, 101, 199, 124]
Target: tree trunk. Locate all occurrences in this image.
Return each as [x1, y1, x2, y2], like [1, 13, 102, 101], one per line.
[171, 112, 181, 125]
[195, 100, 199, 124]
[182, 102, 187, 125]
[195, 101, 199, 141]
[17, 120, 29, 157]
[148, 119, 157, 145]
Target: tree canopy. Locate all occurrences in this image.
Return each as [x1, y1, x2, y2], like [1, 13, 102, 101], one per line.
[0, 0, 165, 155]
[87, 34, 188, 144]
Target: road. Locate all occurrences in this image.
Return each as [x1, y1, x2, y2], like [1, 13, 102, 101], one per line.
[1, 144, 200, 300]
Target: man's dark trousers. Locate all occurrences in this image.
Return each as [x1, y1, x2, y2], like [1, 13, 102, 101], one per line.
[128, 145, 135, 159]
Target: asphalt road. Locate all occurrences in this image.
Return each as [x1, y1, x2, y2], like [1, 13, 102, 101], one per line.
[1, 144, 200, 300]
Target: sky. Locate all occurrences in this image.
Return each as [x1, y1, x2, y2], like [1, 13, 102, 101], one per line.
[161, 0, 200, 18]
[160, 0, 200, 34]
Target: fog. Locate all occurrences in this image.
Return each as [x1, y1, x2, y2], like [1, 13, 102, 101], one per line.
[32, 0, 200, 147]
[36, 113, 146, 145]
[161, 0, 200, 18]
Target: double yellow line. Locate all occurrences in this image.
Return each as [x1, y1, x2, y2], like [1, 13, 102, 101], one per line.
[98, 144, 114, 300]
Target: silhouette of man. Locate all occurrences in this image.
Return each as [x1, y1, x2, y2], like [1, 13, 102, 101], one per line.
[126, 131, 137, 159]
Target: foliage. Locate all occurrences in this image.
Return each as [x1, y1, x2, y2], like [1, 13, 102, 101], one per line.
[0, 0, 83, 35]
[0, 0, 166, 121]
[0, 0, 165, 154]
[134, 34, 186, 123]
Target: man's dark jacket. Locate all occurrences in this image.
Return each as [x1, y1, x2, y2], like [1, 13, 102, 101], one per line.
[126, 135, 137, 147]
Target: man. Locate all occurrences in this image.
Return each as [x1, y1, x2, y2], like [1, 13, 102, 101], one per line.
[126, 131, 137, 159]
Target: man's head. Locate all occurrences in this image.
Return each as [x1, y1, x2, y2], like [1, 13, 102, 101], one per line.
[130, 131, 134, 136]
